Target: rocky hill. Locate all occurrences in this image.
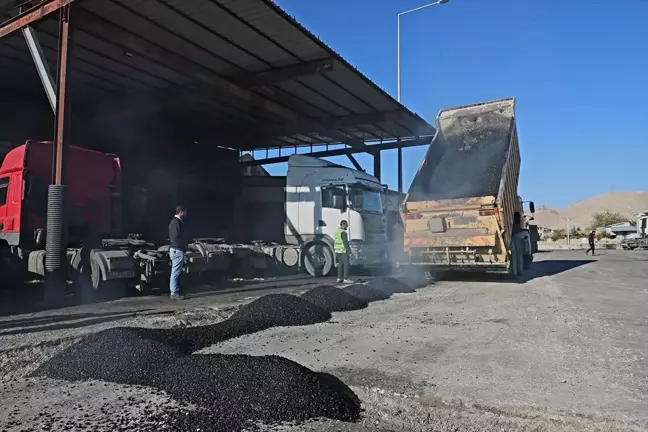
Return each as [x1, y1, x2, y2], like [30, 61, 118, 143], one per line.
[533, 191, 648, 229]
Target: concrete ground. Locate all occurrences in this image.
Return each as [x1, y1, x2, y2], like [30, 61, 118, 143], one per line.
[1, 250, 647, 431]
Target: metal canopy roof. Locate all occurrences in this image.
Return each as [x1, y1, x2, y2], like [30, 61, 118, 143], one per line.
[0, 0, 435, 152]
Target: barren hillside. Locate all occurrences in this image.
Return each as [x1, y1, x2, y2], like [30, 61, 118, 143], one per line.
[533, 191, 648, 229]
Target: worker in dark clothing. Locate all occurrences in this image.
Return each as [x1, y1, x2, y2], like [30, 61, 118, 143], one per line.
[585, 230, 596, 256]
[168, 205, 188, 299]
[334, 220, 353, 284]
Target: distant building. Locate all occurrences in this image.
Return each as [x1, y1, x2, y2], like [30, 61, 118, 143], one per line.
[603, 222, 636, 240]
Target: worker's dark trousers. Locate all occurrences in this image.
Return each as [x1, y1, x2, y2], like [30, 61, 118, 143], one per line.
[336, 253, 349, 280]
[586, 242, 595, 255]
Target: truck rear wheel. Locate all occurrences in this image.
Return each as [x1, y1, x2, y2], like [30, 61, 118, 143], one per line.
[508, 240, 523, 279]
[75, 257, 126, 302]
[522, 253, 533, 270]
[303, 243, 334, 277]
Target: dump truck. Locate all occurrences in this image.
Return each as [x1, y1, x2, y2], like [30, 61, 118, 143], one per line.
[232, 155, 389, 277]
[399, 98, 535, 277]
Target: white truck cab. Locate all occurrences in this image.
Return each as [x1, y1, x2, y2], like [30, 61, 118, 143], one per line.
[285, 155, 387, 276]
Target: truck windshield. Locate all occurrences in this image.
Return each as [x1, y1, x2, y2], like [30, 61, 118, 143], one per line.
[348, 186, 383, 214]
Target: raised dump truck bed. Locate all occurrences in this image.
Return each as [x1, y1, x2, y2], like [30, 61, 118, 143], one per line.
[400, 98, 532, 276]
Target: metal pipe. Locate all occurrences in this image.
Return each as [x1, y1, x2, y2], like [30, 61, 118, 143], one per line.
[22, 26, 57, 111]
[397, 0, 449, 103]
[44, 4, 72, 298]
[396, 0, 448, 202]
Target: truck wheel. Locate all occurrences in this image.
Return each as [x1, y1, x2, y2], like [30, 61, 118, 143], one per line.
[522, 254, 533, 270]
[78, 257, 126, 301]
[303, 243, 334, 277]
[508, 240, 523, 279]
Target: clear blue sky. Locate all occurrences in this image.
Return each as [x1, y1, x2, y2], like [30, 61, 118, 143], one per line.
[258, 0, 648, 208]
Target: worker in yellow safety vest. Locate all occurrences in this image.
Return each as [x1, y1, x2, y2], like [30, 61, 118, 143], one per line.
[334, 220, 353, 284]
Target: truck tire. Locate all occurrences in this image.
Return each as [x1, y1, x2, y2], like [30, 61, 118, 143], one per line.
[75, 256, 126, 302]
[508, 240, 523, 279]
[303, 242, 334, 277]
[522, 253, 533, 270]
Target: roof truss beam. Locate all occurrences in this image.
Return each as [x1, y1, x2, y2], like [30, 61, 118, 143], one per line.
[73, 9, 368, 150]
[240, 136, 433, 167]
[237, 58, 336, 89]
[0, 0, 76, 38]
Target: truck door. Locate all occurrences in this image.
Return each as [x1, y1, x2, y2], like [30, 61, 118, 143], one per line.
[320, 185, 347, 241]
[0, 172, 23, 246]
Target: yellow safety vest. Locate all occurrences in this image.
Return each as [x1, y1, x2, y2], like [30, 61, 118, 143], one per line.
[334, 228, 346, 254]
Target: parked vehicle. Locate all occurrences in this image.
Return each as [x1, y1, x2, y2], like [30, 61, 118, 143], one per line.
[233, 155, 388, 276]
[0, 140, 167, 292]
[621, 213, 648, 250]
[398, 98, 534, 278]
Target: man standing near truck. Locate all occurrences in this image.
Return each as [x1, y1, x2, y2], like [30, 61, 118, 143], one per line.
[334, 220, 353, 284]
[586, 229, 596, 256]
[168, 205, 188, 299]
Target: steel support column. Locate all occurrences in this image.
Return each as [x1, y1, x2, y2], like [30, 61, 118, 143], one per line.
[52, 5, 71, 185]
[44, 5, 72, 298]
[397, 143, 403, 201]
[373, 151, 381, 182]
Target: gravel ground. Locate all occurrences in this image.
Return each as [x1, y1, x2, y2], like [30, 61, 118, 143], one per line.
[205, 251, 648, 431]
[1, 251, 647, 431]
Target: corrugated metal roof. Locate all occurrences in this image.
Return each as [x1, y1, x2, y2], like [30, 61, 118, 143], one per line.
[0, 0, 434, 151]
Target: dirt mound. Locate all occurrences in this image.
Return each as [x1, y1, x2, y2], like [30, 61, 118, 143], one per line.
[367, 277, 416, 294]
[34, 328, 360, 431]
[343, 284, 391, 302]
[300, 285, 368, 312]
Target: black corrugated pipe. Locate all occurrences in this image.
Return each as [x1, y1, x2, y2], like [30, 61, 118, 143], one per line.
[44, 184, 68, 296]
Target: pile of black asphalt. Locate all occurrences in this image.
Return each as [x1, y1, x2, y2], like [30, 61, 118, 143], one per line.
[343, 283, 392, 302]
[367, 276, 417, 294]
[300, 285, 368, 312]
[32, 278, 425, 431]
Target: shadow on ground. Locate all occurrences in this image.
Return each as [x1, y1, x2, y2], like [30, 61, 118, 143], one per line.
[436, 259, 595, 283]
[522, 259, 595, 280]
[0, 270, 376, 318]
[0, 309, 174, 336]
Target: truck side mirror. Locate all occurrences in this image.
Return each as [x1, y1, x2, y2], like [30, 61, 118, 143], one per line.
[529, 201, 535, 214]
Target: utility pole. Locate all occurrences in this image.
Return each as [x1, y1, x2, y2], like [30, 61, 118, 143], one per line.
[396, 0, 449, 200]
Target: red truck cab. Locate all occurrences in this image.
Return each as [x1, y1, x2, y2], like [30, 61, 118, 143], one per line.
[0, 140, 122, 249]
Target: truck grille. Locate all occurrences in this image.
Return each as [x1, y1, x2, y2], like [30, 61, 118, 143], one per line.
[362, 216, 386, 244]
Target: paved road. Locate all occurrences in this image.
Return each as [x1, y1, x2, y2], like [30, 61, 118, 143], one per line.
[1, 250, 647, 431]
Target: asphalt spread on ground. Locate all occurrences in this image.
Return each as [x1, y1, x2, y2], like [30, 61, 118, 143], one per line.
[31, 278, 417, 431]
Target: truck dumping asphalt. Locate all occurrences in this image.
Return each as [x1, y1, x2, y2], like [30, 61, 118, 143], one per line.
[32, 279, 421, 430]
[407, 101, 514, 202]
[300, 285, 369, 312]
